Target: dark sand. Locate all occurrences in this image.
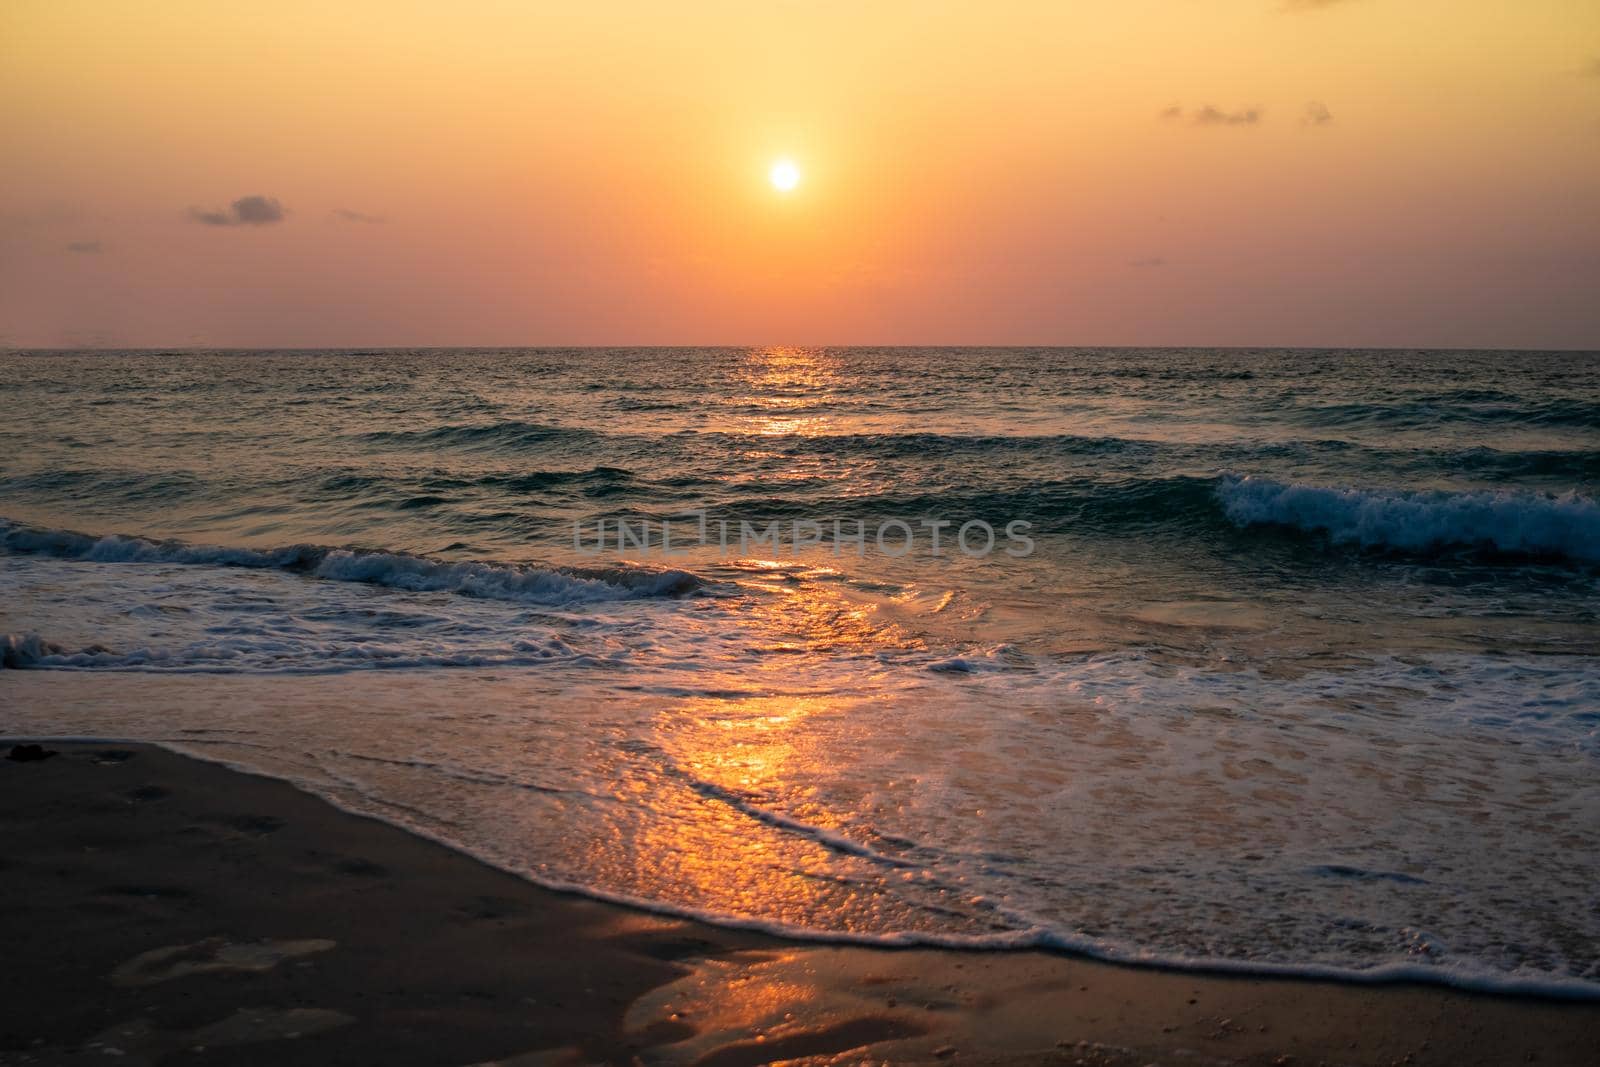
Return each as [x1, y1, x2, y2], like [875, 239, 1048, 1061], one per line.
[1, 742, 1596, 1066]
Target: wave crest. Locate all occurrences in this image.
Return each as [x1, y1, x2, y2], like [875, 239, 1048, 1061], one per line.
[0, 518, 706, 605]
[1217, 476, 1600, 561]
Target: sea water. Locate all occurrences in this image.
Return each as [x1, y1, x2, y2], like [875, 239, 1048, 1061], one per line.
[2, 347, 1597, 994]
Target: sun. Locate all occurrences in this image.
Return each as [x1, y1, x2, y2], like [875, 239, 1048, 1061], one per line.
[769, 158, 801, 193]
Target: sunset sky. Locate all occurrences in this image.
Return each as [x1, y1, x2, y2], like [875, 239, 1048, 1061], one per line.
[3, 0, 1598, 349]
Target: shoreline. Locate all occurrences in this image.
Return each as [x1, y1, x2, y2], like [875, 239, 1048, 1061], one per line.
[3, 740, 1597, 1065]
[7, 730, 1597, 1004]
[9, 736, 1600, 1010]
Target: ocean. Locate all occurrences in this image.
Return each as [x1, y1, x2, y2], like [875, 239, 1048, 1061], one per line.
[2, 347, 1597, 995]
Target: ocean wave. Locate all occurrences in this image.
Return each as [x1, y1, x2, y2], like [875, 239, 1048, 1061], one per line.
[354, 421, 1163, 459]
[353, 420, 601, 449]
[718, 475, 1221, 528]
[1218, 476, 1600, 561]
[926, 644, 1033, 673]
[0, 518, 706, 604]
[0, 629, 603, 673]
[1289, 398, 1600, 430]
[7, 437, 1595, 533]
[2, 632, 75, 669]
[309, 547, 701, 601]
[748, 431, 1156, 459]
[0, 467, 211, 501]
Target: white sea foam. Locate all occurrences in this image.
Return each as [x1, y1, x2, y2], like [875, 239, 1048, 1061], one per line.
[0, 548, 719, 675]
[1217, 475, 1600, 560]
[926, 643, 1029, 674]
[0, 628, 599, 673]
[308, 548, 698, 603]
[2, 632, 66, 668]
[0, 518, 704, 606]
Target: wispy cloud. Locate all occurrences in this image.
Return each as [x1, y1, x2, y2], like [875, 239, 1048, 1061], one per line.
[188, 195, 286, 227]
[1192, 105, 1261, 126]
[1161, 104, 1261, 126]
[332, 208, 386, 224]
[66, 240, 103, 253]
[1303, 101, 1334, 126]
[1129, 256, 1166, 269]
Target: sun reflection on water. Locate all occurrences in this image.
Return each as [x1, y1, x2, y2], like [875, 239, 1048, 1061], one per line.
[547, 347, 954, 931]
[591, 571, 936, 933]
[733, 346, 848, 437]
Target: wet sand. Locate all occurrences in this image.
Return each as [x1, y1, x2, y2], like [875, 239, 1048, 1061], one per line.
[1, 741, 1595, 1066]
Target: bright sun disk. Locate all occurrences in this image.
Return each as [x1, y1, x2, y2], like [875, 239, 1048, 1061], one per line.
[769, 158, 801, 192]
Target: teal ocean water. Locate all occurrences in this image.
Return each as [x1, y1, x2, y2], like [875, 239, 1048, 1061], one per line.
[3, 347, 1597, 994]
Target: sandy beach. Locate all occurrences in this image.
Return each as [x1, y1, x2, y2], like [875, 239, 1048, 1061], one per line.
[1, 740, 1594, 1066]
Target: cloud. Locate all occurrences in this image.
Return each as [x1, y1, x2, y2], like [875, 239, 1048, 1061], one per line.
[1129, 257, 1166, 269]
[1303, 101, 1334, 126]
[189, 195, 286, 226]
[333, 208, 386, 224]
[1191, 105, 1261, 126]
[1161, 104, 1261, 126]
[66, 240, 103, 253]
[1583, 57, 1600, 78]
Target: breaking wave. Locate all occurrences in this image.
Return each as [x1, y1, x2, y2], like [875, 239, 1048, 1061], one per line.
[1218, 476, 1600, 561]
[0, 518, 706, 605]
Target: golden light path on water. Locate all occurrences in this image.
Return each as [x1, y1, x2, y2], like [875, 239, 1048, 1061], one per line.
[595, 337, 962, 922]
[736, 346, 847, 438]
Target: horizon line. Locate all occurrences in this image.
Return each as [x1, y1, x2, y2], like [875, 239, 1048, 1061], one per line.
[5, 344, 1599, 355]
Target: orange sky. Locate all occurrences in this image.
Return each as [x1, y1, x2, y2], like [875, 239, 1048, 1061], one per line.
[3, 0, 1598, 349]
